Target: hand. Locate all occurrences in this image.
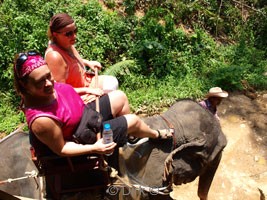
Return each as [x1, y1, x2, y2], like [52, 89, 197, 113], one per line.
[87, 88, 104, 96]
[82, 94, 97, 104]
[93, 139, 116, 155]
[83, 59, 102, 71]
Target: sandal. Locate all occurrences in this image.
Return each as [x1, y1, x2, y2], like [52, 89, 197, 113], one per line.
[156, 128, 174, 139]
[127, 135, 140, 144]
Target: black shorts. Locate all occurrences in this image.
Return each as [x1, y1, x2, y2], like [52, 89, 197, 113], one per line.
[87, 94, 128, 146]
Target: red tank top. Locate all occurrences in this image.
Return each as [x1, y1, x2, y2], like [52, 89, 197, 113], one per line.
[46, 43, 90, 88]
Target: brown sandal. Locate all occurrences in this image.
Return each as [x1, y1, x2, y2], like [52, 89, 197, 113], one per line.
[157, 129, 174, 139]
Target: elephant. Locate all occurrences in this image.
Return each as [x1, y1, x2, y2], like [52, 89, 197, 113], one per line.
[0, 99, 226, 200]
[106, 99, 227, 200]
[0, 130, 43, 199]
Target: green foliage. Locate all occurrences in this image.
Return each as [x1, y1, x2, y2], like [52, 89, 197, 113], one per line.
[103, 60, 138, 83]
[0, 0, 266, 136]
[0, 92, 25, 134]
[247, 7, 267, 53]
[123, 0, 136, 16]
[104, 0, 116, 9]
[207, 38, 267, 91]
[122, 74, 205, 114]
[74, 1, 133, 66]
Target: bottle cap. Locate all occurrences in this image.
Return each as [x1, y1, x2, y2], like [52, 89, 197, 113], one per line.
[104, 123, 111, 130]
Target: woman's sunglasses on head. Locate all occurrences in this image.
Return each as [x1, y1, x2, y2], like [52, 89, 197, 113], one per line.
[15, 51, 40, 77]
[57, 28, 78, 37]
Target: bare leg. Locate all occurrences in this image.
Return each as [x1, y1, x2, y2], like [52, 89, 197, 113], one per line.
[124, 114, 159, 138]
[108, 90, 130, 117]
[107, 91, 173, 139]
[91, 75, 118, 93]
[101, 75, 119, 93]
[91, 75, 103, 90]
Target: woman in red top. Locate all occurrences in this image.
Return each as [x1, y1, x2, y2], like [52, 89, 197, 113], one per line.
[45, 13, 118, 103]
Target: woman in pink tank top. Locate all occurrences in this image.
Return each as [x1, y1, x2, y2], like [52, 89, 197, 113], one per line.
[13, 51, 173, 157]
[45, 13, 119, 103]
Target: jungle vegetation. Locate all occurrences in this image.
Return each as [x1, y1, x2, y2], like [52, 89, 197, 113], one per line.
[0, 0, 266, 135]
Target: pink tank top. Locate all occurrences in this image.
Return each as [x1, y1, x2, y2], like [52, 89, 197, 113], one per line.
[24, 83, 85, 140]
[46, 43, 90, 88]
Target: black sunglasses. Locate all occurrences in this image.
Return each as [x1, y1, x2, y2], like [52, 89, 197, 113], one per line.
[15, 51, 40, 78]
[57, 27, 78, 37]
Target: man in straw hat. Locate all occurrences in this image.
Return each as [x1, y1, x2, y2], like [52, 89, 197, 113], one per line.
[199, 87, 228, 120]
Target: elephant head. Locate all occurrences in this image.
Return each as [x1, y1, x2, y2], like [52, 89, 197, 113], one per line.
[117, 99, 227, 200]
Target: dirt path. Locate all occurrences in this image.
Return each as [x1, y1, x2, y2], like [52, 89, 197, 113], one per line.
[1, 91, 265, 200]
[171, 91, 267, 200]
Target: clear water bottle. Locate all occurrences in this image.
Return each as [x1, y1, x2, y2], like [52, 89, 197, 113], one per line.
[102, 123, 113, 156]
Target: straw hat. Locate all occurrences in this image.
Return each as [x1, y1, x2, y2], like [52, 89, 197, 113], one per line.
[206, 87, 228, 98]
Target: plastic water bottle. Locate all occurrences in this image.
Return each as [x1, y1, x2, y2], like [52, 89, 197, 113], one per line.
[102, 123, 113, 156]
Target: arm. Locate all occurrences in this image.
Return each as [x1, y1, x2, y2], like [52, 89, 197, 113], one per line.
[71, 46, 102, 71]
[31, 117, 116, 157]
[45, 51, 68, 83]
[46, 49, 103, 96]
[74, 87, 104, 97]
[83, 59, 102, 71]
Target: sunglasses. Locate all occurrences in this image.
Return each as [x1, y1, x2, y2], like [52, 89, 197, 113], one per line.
[57, 28, 78, 37]
[15, 51, 40, 78]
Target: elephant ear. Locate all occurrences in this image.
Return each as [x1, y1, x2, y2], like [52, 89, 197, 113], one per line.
[163, 154, 174, 185]
[163, 139, 206, 185]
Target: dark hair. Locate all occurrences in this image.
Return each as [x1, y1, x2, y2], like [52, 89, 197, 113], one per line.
[13, 53, 29, 97]
[48, 13, 74, 40]
[14, 50, 47, 108]
[13, 60, 28, 109]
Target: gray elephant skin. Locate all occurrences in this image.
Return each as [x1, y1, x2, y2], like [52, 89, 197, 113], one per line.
[115, 99, 227, 200]
[0, 99, 227, 200]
